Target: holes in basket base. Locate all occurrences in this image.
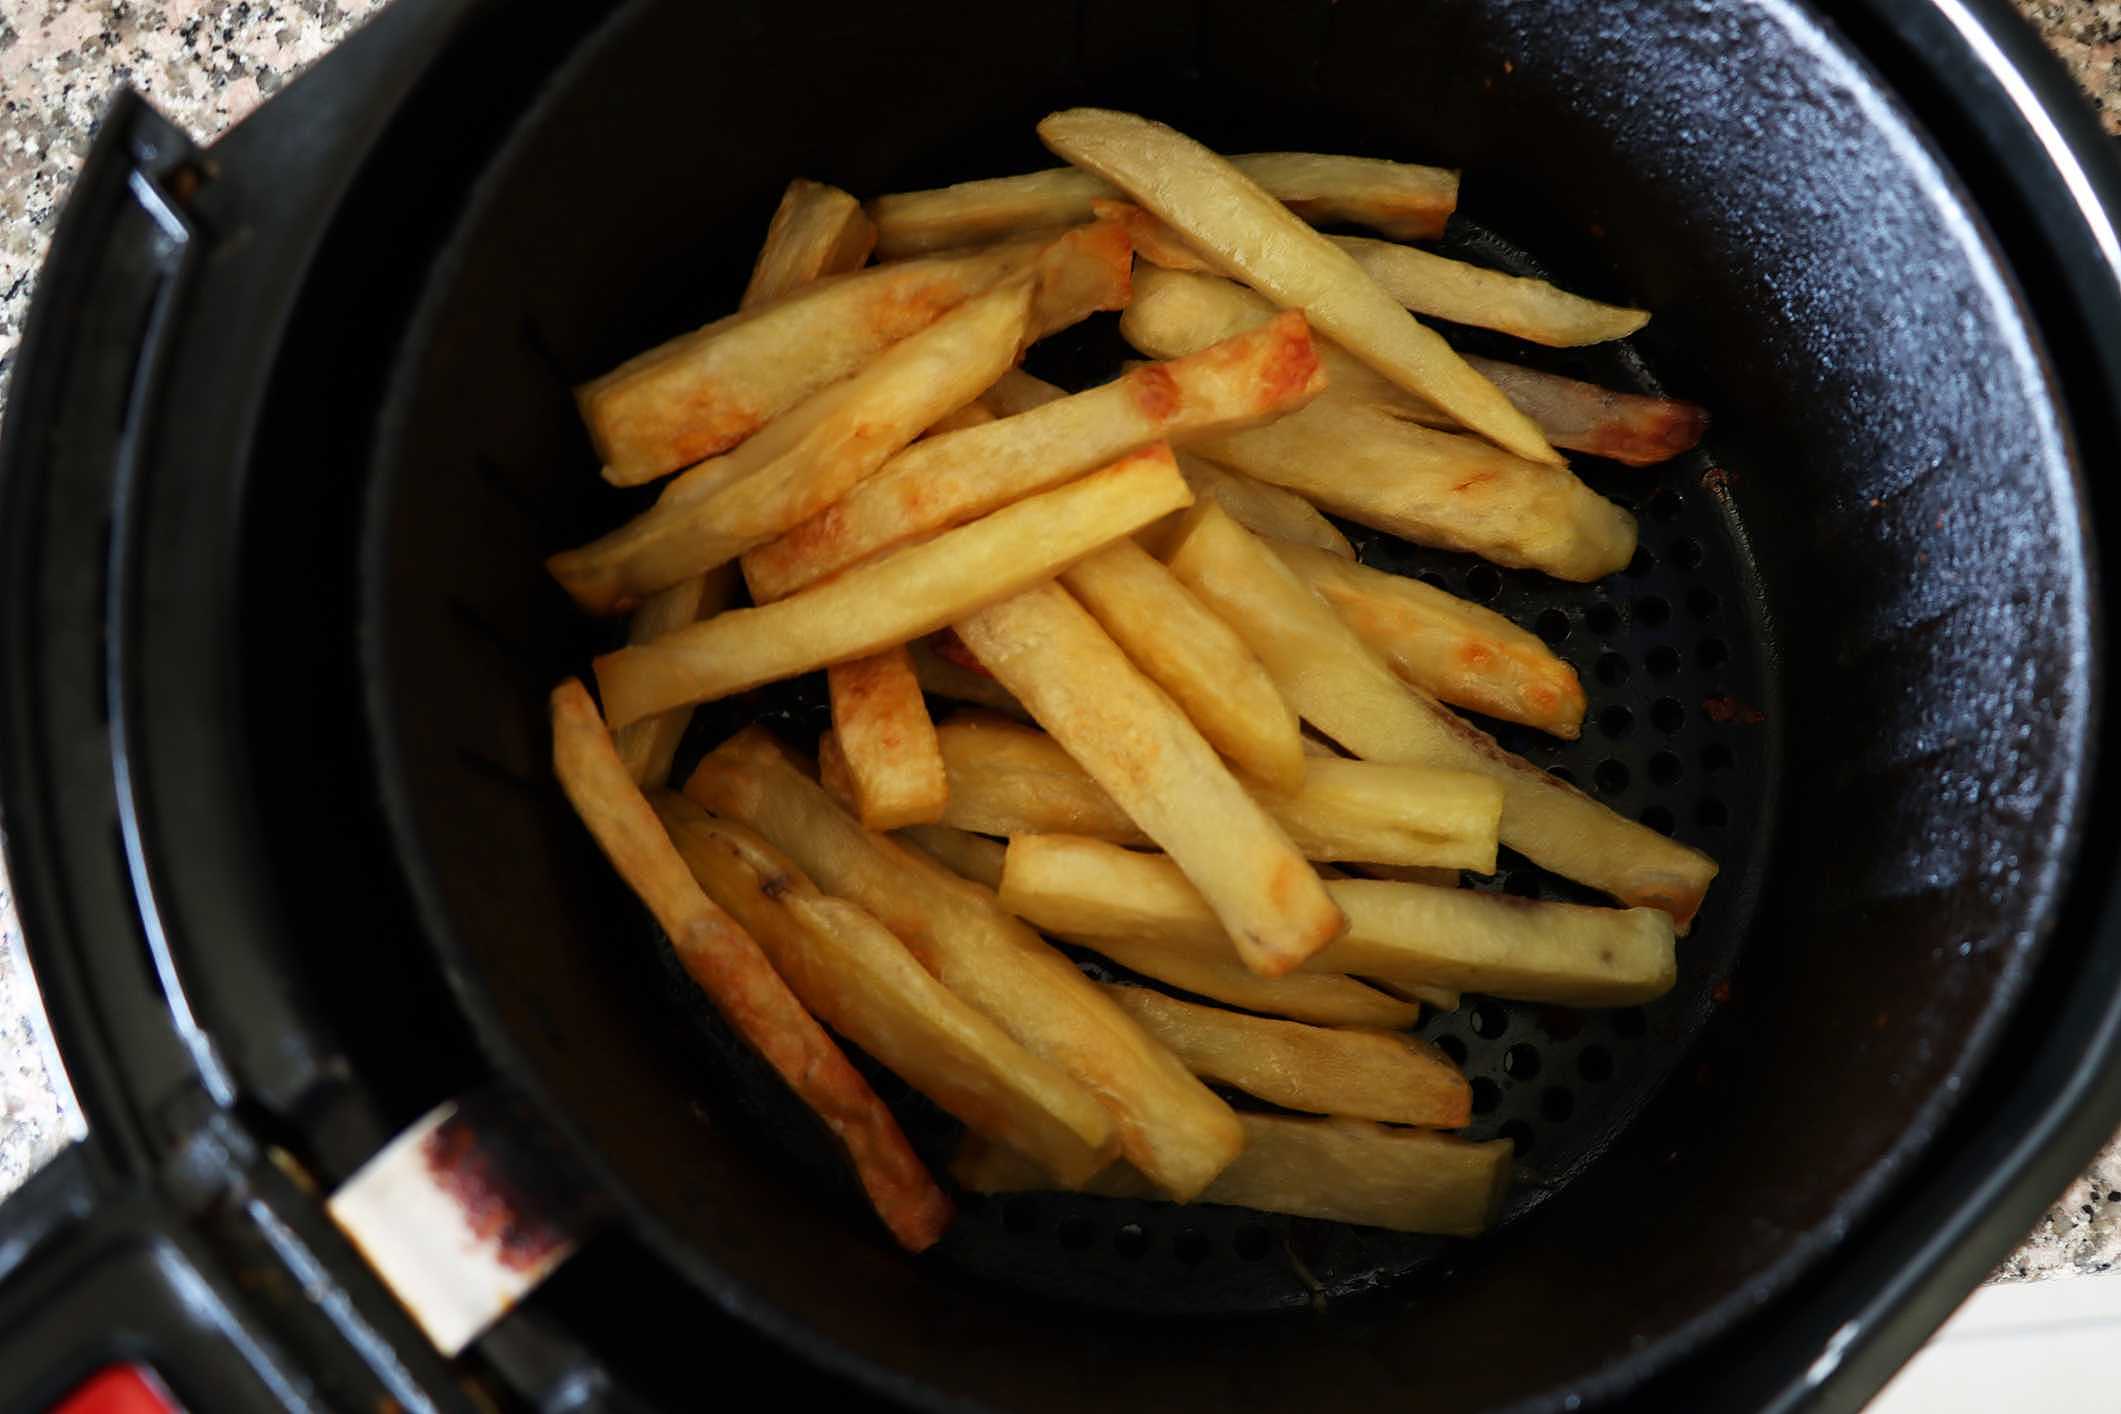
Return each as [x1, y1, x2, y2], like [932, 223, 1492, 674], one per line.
[1697, 637, 1730, 669]
[1645, 645, 1681, 678]
[1436, 1034, 1469, 1066]
[1059, 1215, 1096, 1251]
[1598, 705, 1634, 740]
[1418, 571, 1450, 592]
[1465, 564, 1503, 601]
[1113, 1223, 1149, 1260]
[1594, 759, 1631, 795]
[1536, 608, 1571, 644]
[1470, 1077, 1502, 1116]
[1586, 602, 1621, 637]
[1648, 488, 1684, 522]
[1470, 1001, 1510, 1038]
[1633, 595, 1671, 628]
[1640, 804, 1676, 836]
[1649, 751, 1685, 787]
[1687, 586, 1721, 619]
[1595, 651, 1631, 686]
[1234, 1224, 1272, 1261]
[1651, 697, 1686, 733]
[1670, 537, 1705, 571]
[1503, 1044, 1542, 1080]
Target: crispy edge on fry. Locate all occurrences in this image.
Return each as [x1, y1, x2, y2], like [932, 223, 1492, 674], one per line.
[742, 309, 1324, 603]
[1073, 934, 1422, 1030]
[824, 648, 949, 830]
[1334, 235, 1648, 347]
[654, 799, 1114, 1185]
[868, 153, 1456, 258]
[1274, 542, 1587, 739]
[956, 582, 1344, 976]
[1101, 984, 1470, 1128]
[594, 444, 1193, 725]
[1163, 503, 1716, 927]
[741, 178, 878, 310]
[1002, 834, 1678, 1007]
[955, 1114, 1511, 1238]
[1060, 537, 1306, 793]
[547, 681, 948, 1249]
[612, 563, 740, 786]
[684, 727, 1243, 1199]
[1037, 108, 1558, 466]
[553, 277, 1034, 614]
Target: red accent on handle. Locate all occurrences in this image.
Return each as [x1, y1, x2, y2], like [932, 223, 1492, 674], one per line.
[51, 1366, 179, 1414]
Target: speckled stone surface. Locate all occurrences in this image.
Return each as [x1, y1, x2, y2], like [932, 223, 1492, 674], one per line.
[0, 0, 2116, 1287]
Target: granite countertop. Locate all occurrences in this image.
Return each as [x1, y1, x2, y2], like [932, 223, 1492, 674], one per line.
[0, 0, 2117, 1288]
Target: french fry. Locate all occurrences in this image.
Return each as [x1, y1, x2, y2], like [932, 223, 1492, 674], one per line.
[1110, 206, 1647, 348]
[1073, 934, 1421, 1030]
[1163, 505, 1718, 927]
[1334, 236, 1648, 347]
[595, 444, 1193, 726]
[741, 311, 1325, 603]
[1274, 543, 1587, 738]
[869, 152, 1457, 258]
[741, 178, 877, 309]
[1173, 452, 1353, 559]
[553, 279, 1035, 614]
[684, 728, 1243, 1199]
[1038, 109, 1558, 466]
[1060, 538, 1306, 792]
[822, 649, 948, 830]
[1001, 834, 1678, 1006]
[654, 798, 1114, 1185]
[1124, 267, 1704, 466]
[1204, 397, 1633, 582]
[547, 681, 949, 1250]
[612, 563, 740, 786]
[579, 240, 1039, 486]
[956, 583, 1344, 976]
[922, 402, 997, 436]
[894, 824, 1433, 1029]
[977, 367, 1071, 417]
[955, 1114, 1512, 1238]
[1101, 985, 1470, 1128]
[935, 713, 1501, 871]
[907, 633, 1029, 717]
[896, 823, 1008, 889]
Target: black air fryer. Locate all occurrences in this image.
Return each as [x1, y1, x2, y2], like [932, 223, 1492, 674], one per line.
[3, 1, 2121, 1410]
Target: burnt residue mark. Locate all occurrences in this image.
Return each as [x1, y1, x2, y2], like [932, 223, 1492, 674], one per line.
[419, 1097, 596, 1273]
[1701, 695, 1767, 726]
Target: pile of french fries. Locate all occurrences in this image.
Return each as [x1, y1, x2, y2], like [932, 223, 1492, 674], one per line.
[545, 111, 1719, 1255]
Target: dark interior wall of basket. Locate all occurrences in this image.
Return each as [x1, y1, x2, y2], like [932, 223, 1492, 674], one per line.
[350, 0, 2095, 1409]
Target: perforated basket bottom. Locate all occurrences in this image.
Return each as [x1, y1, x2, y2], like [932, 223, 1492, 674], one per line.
[645, 217, 1776, 1317]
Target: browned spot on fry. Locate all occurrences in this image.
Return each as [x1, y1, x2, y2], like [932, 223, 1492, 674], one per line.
[1453, 473, 1495, 494]
[1258, 314, 1323, 403]
[1128, 363, 1183, 422]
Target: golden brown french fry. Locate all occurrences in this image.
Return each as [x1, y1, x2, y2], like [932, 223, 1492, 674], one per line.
[1274, 543, 1587, 739]
[1124, 267, 1704, 466]
[654, 798, 1114, 1185]
[955, 1114, 1511, 1238]
[1038, 109, 1557, 466]
[1002, 834, 1677, 1006]
[869, 152, 1457, 257]
[547, 681, 949, 1250]
[1194, 397, 1633, 581]
[612, 563, 740, 787]
[1073, 934, 1421, 1030]
[907, 634, 1029, 717]
[1173, 452, 1353, 559]
[1101, 985, 1469, 1127]
[1163, 505, 1717, 928]
[896, 823, 1007, 889]
[579, 240, 1039, 486]
[977, 367, 1071, 416]
[956, 583, 1343, 977]
[1334, 236, 1647, 347]
[1060, 538, 1305, 792]
[595, 444, 1193, 726]
[1111, 207, 1646, 347]
[685, 728, 1243, 1199]
[553, 279, 1035, 614]
[741, 311, 1325, 603]
[741, 179, 878, 309]
[823, 649, 948, 830]
[922, 402, 997, 436]
[935, 713, 1501, 871]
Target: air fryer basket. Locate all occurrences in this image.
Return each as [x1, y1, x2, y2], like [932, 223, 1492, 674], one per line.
[363, 0, 2094, 1408]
